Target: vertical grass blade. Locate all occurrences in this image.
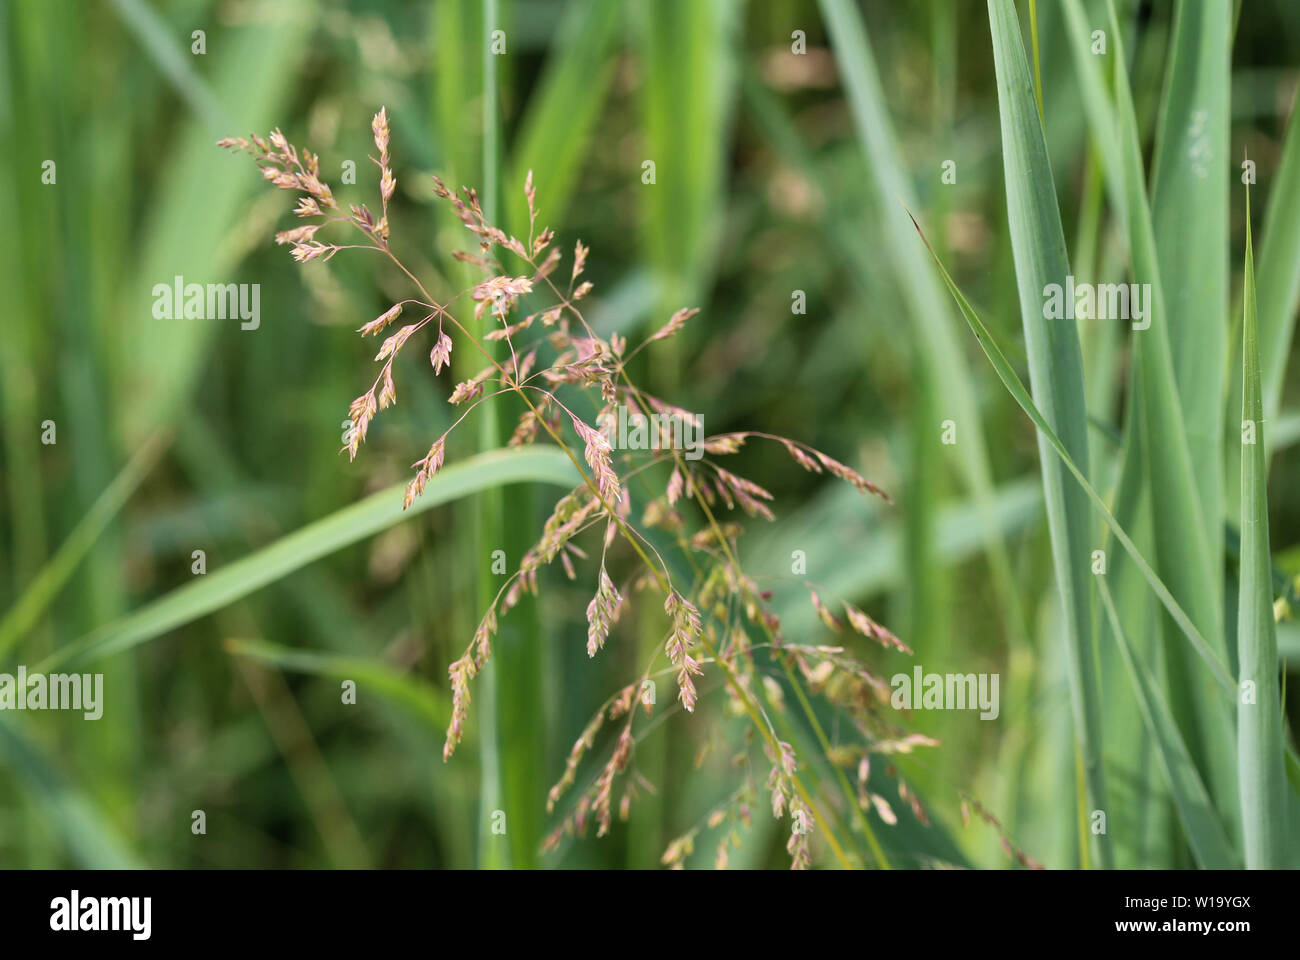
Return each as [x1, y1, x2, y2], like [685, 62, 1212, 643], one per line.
[909, 211, 1235, 696]
[1102, 0, 1238, 835]
[1097, 577, 1237, 868]
[818, 0, 1032, 660]
[1256, 104, 1300, 427]
[116, 0, 311, 446]
[1237, 190, 1286, 868]
[986, 0, 1106, 868]
[1149, 0, 1230, 568]
[638, 0, 734, 321]
[475, 0, 511, 872]
[506, 0, 622, 232]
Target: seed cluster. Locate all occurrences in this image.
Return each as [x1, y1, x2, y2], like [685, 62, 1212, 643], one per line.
[220, 111, 977, 869]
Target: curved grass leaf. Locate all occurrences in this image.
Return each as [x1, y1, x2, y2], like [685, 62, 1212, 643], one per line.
[34, 448, 578, 672]
[226, 637, 446, 730]
[117, 0, 311, 446]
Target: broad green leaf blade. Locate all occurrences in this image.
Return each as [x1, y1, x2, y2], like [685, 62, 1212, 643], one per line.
[1237, 193, 1286, 868]
[1103, 1, 1222, 639]
[1097, 578, 1237, 869]
[1149, 0, 1230, 567]
[1103, 0, 1237, 836]
[986, 0, 1106, 868]
[908, 209, 1234, 696]
[226, 638, 446, 730]
[35, 448, 578, 672]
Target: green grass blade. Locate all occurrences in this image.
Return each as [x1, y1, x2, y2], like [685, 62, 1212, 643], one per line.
[1059, 0, 1125, 226]
[1237, 190, 1287, 867]
[1257, 101, 1300, 424]
[818, 0, 1032, 656]
[117, 0, 311, 446]
[1028, 0, 1044, 122]
[986, 0, 1106, 868]
[34, 448, 578, 672]
[0, 721, 142, 868]
[476, 0, 512, 873]
[226, 638, 447, 730]
[506, 0, 622, 232]
[1149, 0, 1230, 567]
[1103, 0, 1237, 832]
[1097, 577, 1237, 868]
[107, 0, 227, 129]
[1102, 0, 1222, 640]
[908, 209, 1235, 696]
[638, 0, 734, 319]
[0, 431, 167, 659]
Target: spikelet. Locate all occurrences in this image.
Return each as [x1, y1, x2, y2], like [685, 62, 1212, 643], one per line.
[345, 392, 377, 460]
[845, 603, 912, 654]
[571, 415, 621, 506]
[648, 306, 699, 344]
[358, 303, 403, 337]
[572, 240, 589, 285]
[403, 439, 445, 510]
[429, 331, 453, 374]
[585, 565, 622, 658]
[664, 591, 704, 711]
[811, 591, 842, 632]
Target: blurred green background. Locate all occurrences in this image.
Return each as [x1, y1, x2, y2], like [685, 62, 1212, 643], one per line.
[0, 0, 1297, 869]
